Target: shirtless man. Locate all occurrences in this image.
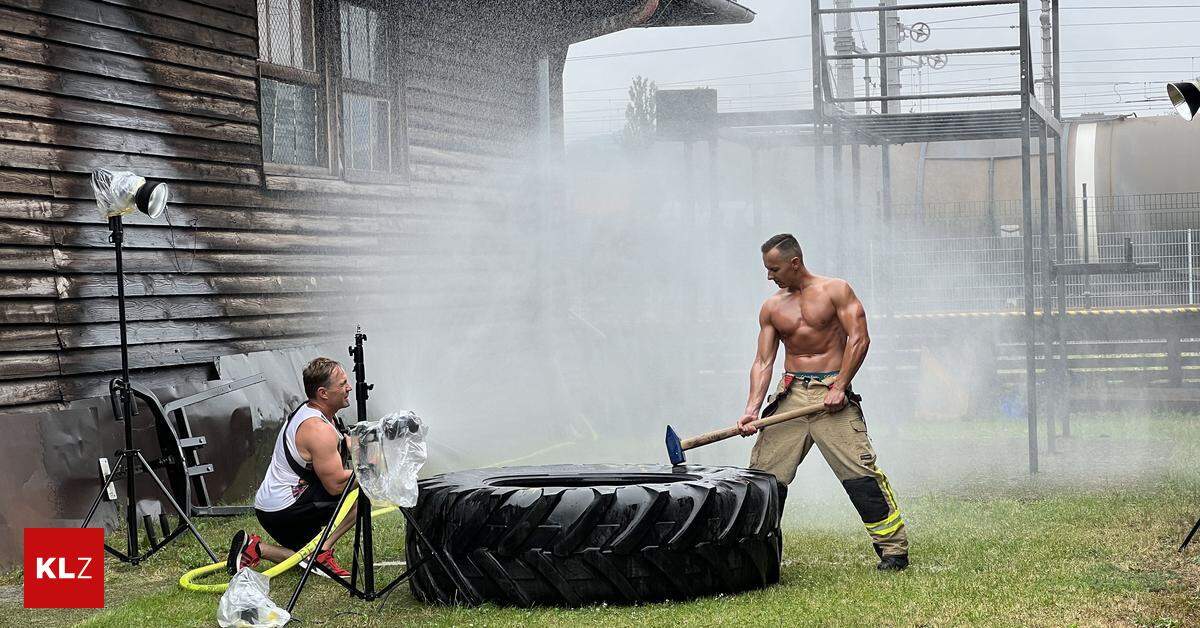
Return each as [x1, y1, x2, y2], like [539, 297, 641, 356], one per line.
[736, 233, 909, 570]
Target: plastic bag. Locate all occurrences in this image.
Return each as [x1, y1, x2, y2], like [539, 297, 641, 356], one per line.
[348, 411, 427, 507]
[91, 169, 146, 218]
[217, 567, 290, 627]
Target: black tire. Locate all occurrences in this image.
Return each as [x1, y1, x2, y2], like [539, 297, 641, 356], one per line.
[406, 463, 783, 606]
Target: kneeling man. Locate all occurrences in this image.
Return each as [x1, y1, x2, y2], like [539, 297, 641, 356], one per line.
[227, 357, 356, 577]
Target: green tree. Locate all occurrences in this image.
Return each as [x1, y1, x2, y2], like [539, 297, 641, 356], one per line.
[622, 76, 657, 151]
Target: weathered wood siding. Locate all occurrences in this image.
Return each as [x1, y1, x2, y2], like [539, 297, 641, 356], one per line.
[0, 0, 545, 409]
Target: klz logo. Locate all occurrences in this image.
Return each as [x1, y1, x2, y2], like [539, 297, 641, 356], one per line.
[24, 528, 104, 608]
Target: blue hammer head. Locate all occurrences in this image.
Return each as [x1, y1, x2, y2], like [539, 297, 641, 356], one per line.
[665, 425, 685, 465]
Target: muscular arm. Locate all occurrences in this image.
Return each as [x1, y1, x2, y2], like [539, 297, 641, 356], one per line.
[830, 280, 870, 392]
[296, 419, 352, 495]
[738, 300, 779, 434]
[745, 301, 780, 414]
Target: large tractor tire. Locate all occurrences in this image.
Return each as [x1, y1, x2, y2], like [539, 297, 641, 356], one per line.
[406, 464, 782, 606]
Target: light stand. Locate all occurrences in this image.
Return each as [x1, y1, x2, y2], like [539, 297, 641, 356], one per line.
[286, 327, 478, 614]
[78, 213, 217, 565]
[1180, 518, 1200, 552]
[1166, 79, 1200, 549]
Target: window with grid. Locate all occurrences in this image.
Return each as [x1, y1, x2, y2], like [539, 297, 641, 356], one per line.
[338, 1, 401, 178]
[255, 0, 405, 182]
[257, 0, 327, 170]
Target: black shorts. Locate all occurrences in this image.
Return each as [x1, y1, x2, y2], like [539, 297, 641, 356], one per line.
[255, 481, 338, 551]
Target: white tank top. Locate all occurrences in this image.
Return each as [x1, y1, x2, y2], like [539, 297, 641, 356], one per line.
[254, 404, 337, 512]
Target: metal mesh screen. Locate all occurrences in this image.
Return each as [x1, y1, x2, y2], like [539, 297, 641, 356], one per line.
[261, 78, 321, 166]
[340, 2, 384, 84]
[257, 0, 315, 69]
[342, 93, 390, 172]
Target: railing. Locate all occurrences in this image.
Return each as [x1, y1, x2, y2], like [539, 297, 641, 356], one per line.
[877, 229, 1199, 313]
[888, 193, 1200, 236]
[848, 192, 1200, 313]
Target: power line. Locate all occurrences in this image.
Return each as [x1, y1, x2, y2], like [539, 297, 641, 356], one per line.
[1066, 44, 1200, 53]
[564, 86, 1167, 120]
[931, 19, 1200, 30]
[927, 55, 1200, 67]
[848, 5, 1200, 30]
[566, 34, 811, 62]
[567, 19, 1200, 63]
[567, 53, 1199, 99]
[565, 68, 809, 94]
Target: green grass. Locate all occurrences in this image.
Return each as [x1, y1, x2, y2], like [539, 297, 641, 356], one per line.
[4, 412, 1200, 627]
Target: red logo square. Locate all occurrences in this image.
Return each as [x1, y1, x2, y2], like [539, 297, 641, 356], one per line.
[24, 528, 104, 609]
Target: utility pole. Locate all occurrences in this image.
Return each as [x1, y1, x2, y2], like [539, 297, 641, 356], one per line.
[1040, 0, 1053, 108]
[834, 0, 856, 111]
[884, 0, 901, 97]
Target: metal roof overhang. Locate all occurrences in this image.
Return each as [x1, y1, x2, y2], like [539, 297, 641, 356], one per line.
[643, 0, 755, 27]
[566, 0, 753, 45]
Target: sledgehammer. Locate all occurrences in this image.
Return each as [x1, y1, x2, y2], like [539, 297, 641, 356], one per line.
[665, 401, 827, 465]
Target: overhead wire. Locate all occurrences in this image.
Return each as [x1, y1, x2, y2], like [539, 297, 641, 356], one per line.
[566, 47, 1200, 97]
[564, 5, 1196, 135]
[568, 9, 1200, 62]
[567, 34, 811, 62]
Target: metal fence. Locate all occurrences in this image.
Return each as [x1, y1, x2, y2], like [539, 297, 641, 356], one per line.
[875, 193, 1200, 314]
[877, 230, 1199, 314]
[890, 192, 1200, 237]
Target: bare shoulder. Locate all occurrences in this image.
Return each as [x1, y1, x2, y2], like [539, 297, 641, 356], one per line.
[761, 289, 787, 309]
[826, 279, 868, 320]
[825, 278, 854, 296]
[759, 289, 785, 320]
[818, 276, 855, 300]
[296, 416, 336, 447]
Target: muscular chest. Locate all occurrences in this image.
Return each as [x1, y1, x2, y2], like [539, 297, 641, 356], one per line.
[770, 292, 837, 336]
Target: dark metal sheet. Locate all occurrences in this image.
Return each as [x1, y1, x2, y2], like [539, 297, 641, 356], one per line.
[0, 373, 279, 567]
[0, 406, 122, 566]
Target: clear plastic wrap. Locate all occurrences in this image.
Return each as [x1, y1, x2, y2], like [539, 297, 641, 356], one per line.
[217, 567, 290, 627]
[91, 169, 147, 218]
[347, 411, 427, 507]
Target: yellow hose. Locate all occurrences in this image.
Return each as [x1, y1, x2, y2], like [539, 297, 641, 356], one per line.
[179, 489, 398, 593]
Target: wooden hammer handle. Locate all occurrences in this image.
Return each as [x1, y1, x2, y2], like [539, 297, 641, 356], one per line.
[678, 402, 828, 451]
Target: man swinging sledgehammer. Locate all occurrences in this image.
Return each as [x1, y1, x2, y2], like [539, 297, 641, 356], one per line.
[737, 234, 909, 571]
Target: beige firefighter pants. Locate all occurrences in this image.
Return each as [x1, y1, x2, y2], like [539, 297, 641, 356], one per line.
[749, 374, 909, 557]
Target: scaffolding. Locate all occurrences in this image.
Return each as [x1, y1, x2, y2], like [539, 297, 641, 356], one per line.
[653, 1, 1081, 472]
[806, 0, 1064, 473]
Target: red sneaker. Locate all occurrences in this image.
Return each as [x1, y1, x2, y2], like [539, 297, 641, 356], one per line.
[301, 548, 350, 578]
[227, 530, 261, 575]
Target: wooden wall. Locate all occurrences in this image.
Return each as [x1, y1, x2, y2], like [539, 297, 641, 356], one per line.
[0, 0, 551, 410]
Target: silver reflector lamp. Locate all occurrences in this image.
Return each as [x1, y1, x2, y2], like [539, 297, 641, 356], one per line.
[91, 168, 168, 219]
[1166, 80, 1200, 121]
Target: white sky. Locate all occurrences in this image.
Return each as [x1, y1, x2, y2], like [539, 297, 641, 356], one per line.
[561, 0, 1200, 141]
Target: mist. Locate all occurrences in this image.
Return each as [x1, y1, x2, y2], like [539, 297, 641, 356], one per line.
[307, 6, 1200, 534]
[338, 111, 1200, 539]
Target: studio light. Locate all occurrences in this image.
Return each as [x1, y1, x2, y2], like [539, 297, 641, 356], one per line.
[1166, 79, 1200, 121]
[91, 168, 169, 219]
[80, 168, 216, 566]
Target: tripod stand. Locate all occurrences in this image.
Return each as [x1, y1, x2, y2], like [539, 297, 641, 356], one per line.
[286, 327, 477, 613]
[79, 215, 217, 565]
[1180, 517, 1200, 552]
